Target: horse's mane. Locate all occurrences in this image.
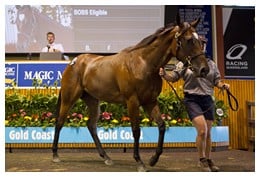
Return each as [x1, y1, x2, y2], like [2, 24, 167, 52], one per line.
[124, 23, 176, 52]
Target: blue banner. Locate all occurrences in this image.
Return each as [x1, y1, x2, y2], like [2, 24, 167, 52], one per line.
[5, 127, 229, 143]
[5, 62, 69, 87]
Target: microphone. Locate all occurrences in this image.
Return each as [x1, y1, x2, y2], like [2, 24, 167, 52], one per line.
[47, 45, 50, 52]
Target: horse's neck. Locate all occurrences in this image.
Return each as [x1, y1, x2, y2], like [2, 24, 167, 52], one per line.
[141, 37, 173, 69]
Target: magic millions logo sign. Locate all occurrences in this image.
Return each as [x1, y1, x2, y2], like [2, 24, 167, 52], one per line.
[5, 62, 68, 87]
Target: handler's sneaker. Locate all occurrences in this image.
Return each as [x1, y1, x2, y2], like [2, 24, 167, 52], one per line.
[198, 158, 211, 172]
[207, 159, 220, 172]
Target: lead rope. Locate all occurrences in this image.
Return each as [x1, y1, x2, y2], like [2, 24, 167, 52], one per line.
[166, 80, 239, 115]
[166, 80, 183, 102]
[166, 80, 213, 114]
[224, 87, 239, 111]
[217, 86, 239, 111]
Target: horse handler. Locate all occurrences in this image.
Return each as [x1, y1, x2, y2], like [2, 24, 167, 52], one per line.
[159, 36, 230, 172]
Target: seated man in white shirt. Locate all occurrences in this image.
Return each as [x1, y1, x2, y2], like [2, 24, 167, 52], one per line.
[41, 31, 64, 53]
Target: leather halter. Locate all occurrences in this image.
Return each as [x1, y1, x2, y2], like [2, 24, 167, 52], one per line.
[174, 25, 205, 71]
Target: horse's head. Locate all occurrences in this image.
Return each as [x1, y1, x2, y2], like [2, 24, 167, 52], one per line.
[170, 13, 209, 77]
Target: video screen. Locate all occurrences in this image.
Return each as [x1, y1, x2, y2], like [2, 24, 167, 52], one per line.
[5, 5, 164, 53]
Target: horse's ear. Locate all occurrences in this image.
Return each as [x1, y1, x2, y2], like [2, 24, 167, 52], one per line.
[176, 12, 181, 26]
[190, 17, 201, 28]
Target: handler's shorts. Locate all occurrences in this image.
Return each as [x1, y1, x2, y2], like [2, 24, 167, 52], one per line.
[183, 93, 214, 121]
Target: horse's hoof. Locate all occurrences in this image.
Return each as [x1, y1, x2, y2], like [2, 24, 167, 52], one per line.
[104, 159, 114, 166]
[52, 157, 61, 163]
[137, 165, 148, 172]
[149, 156, 158, 167]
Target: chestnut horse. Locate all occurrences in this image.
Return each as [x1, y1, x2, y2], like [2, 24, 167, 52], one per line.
[52, 14, 209, 171]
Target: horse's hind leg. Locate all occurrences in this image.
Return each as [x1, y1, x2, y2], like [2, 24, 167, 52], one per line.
[84, 94, 113, 165]
[52, 89, 82, 163]
[143, 103, 165, 167]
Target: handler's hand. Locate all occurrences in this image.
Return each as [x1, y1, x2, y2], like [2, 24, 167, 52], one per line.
[223, 83, 230, 90]
[159, 68, 166, 77]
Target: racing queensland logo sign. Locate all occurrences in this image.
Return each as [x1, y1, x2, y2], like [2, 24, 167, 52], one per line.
[5, 62, 68, 87]
[225, 44, 248, 69]
[223, 7, 255, 79]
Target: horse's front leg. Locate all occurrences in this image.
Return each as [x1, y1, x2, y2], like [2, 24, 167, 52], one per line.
[127, 97, 147, 172]
[143, 103, 165, 166]
[85, 96, 113, 166]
